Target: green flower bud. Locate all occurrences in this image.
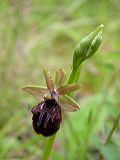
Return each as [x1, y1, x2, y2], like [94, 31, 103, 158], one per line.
[87, 31, 102, 58]
[73, 24, 104, 69]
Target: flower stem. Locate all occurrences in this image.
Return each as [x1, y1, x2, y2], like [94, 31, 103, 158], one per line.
[68, 68, 77, 84]
[42, 134, 56, 160]
[74, 65, 82, 83]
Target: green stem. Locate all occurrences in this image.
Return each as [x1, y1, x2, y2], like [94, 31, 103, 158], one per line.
[42, 134, 56, 160]
[68, 68, 77, 84]
[74, 64, 82, 83]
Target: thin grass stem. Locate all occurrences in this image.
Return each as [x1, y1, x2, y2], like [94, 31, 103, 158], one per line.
[105, 111, 120, 145]
[99, 111, 120, 160]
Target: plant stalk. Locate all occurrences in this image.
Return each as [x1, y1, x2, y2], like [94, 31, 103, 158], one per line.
[42, 134, 56, 160]
[68, 68, 77, 84]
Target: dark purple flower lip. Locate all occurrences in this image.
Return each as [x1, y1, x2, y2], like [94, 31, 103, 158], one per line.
[31, 99, 62, 137]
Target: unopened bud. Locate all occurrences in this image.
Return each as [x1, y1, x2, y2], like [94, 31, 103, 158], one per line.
[73, 24, 104, 69]
[88, 31, 102, 58]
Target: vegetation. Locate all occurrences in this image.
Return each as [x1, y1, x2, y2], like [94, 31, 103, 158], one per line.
[0, 0, 120, 160]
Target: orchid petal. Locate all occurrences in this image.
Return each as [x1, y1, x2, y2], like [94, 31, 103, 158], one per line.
[56, 83, 81, 95]
[22, 85, 47, 99]
[59, 95, 80, 112]
[55, 68, 66, 87]
[43, 69, 54, 91]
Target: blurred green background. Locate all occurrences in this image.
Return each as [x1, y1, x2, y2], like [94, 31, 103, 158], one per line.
[0, 0, 120, 159]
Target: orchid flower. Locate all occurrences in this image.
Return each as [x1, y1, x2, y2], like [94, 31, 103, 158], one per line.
[22, 68, 80, 137]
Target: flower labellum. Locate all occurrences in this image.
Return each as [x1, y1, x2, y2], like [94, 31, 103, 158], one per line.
[22, 69, 80, 137]
[31, 99, 62, 137]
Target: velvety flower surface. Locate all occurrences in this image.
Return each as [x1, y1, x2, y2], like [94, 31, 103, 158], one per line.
[31, 99, 62, 137]
[22, 68, 80, 137]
